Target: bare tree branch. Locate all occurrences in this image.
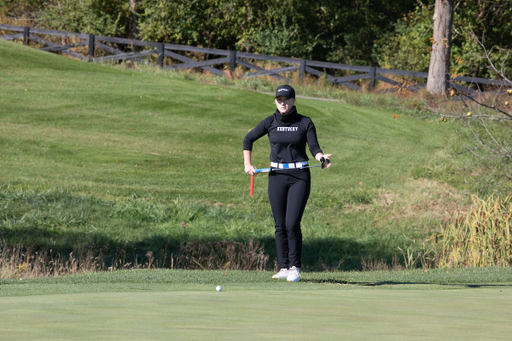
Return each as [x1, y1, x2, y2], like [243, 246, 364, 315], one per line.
[469, 25, 511, 84]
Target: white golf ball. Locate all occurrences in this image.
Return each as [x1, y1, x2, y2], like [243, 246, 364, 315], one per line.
[216, 285, 222, 291]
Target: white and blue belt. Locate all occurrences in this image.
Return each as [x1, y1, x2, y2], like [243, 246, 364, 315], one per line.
[270, 162, 308, 169]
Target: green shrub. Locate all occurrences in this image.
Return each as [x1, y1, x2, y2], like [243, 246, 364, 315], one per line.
[376, 3, 432, 72]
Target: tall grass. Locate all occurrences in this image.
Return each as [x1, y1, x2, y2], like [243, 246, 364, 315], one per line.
[432, 195, 512, 268]
[0, 243, 123, 279]
[0, 239, 270, 279]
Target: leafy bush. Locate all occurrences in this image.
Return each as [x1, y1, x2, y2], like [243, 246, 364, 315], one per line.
[39, 0, 130, 36]
[249, 17, 314, 58]
[376, 3, 432, 72]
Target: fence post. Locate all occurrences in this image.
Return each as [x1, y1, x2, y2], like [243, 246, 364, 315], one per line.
[229, 50, 236, 74]
[299, 60, 306, 80]
[23, 27, 30, 45]
[158, 43, 164, 68]
[369, 67, 376, 89]
[88, 34, 95, 61]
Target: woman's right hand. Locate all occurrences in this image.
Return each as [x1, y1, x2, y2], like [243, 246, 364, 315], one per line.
[245, 164, 257, 175]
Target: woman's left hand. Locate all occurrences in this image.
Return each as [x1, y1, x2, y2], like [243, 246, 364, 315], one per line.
[315, 153, 332, 168]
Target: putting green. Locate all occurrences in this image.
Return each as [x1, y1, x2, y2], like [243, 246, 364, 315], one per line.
[1, 287, 511, 340]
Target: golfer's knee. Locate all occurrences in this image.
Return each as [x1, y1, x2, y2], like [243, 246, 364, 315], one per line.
[286, 224, 301, 236]
[274, 224, 286, 233]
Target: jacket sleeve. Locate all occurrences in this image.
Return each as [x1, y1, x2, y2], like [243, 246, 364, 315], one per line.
[243, 117, 270, 151]
[306, 118, 323, 157]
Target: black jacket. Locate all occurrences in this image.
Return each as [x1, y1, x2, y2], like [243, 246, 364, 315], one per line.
[243, 106, 323, 163]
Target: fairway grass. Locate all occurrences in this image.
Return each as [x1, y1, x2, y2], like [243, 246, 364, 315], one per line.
[1, 269, 512, 340]
[2, 289, 511, 340]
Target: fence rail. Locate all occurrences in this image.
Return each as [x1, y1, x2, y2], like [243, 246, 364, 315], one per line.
[1, 24, 511, 95]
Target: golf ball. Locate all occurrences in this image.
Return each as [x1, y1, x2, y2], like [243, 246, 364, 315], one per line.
[216, 285, 222, 291]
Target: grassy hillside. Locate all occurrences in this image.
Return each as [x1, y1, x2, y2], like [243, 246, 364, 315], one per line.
[0, 39, 460, 270]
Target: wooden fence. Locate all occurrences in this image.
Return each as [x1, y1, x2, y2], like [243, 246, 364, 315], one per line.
[1, 24, 511, 95]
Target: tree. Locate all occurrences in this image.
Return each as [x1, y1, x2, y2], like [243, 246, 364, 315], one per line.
[420, 35, 512, 186]
[128, 0, 138, 40]
[136, 0, 424, 64]
[0, 0, 46, 22]
[426, 0, 454, 95]
[377, 1, 512, 81]
[38, 0, 130, 37]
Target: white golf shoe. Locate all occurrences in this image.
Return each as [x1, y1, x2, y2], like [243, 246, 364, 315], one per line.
[287, 266, 300, 282]
[272, 268, 289, 279]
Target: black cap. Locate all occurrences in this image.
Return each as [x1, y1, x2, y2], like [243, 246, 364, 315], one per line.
[275, 85, 295, 99]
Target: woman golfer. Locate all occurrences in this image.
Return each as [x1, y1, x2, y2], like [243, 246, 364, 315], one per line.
[243, 85, 331, 282]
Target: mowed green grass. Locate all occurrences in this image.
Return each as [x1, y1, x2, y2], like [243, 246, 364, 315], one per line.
[0, 39, 452, 268]
[1, 269, 512, 340]
[2, 289, 510, 340]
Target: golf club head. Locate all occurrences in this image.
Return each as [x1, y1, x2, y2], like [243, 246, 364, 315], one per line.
[320, 157, 331, 169]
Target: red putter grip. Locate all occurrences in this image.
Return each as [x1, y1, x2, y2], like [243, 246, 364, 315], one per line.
[250, 174, 254, 197]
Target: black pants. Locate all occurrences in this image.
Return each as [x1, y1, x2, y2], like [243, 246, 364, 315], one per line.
[268, 168, 311, 269]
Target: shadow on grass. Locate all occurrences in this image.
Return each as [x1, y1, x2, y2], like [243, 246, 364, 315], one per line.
[301, 279, 512, 288]
[1, 224, 397, 271]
